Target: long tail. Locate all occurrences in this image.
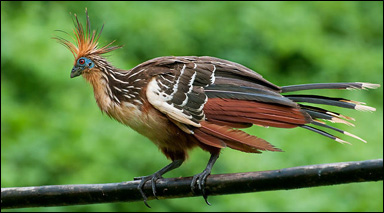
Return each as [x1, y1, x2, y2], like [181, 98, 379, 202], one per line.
[282, 82, 380, 144]
[195, 82, 379, 153]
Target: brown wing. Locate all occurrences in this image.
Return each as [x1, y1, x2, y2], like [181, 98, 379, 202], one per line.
[144, 56, 309, 152]
[145, 57, 215, 131]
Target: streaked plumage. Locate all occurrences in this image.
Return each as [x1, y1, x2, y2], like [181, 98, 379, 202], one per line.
[54, 9, 380, 206]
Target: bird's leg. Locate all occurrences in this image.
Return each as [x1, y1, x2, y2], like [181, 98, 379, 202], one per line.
[191, 152, 219, 205]
[134, 159, 183, 208]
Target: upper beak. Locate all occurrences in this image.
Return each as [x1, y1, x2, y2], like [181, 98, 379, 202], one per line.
[70, 66, 82, 78]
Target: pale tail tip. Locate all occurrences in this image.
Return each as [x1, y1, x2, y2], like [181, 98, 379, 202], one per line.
[355, 105, 376, 112]
[358, 82, 381, 90]
[336, 138, 352, 145]
[344, 131, 367, 143]
[326, 112, 355, 121]
[339, 114, 356, 121]
[331, 117, 355, 126]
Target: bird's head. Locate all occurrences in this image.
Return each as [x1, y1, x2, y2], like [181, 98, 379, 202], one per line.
[71, 57, 95, 78]
[54, 8, 122, 78]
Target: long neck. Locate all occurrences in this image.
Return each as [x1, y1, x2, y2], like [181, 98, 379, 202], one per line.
[83, 57, 146, 113]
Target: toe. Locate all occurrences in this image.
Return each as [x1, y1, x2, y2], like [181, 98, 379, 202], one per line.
[191, 175, 199, 193]
[151, 175, 161, 199]
[191, 171, 211, 205]
[136, 175, 156, 208]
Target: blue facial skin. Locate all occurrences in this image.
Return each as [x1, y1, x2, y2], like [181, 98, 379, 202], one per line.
[70, 57, 95, 78]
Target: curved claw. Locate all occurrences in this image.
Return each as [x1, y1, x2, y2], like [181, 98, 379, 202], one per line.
[190, 152, 219, 206]
[134, 173, 162, 208]
[191, 170, 211, 206]
[133, 160, 184, 207]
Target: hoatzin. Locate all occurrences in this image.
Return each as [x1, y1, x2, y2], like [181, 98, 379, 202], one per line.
[55, 10, 380, 206]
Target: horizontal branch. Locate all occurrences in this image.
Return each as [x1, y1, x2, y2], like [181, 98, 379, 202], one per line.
[1, 159, 383, 209]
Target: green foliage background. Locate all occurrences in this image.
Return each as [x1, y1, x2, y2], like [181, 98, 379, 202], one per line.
[1, 1, 383, 212]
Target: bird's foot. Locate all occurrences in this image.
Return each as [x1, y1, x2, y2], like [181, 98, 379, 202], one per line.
[134, 172, 163, 208]
[191, 169, 211, 205]
[133, 160, 184, 208]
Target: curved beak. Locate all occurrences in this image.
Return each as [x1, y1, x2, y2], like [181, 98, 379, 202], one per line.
[70, 66, 82, 78]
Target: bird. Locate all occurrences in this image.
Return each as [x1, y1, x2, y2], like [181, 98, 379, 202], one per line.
[54, 9, 380, 207]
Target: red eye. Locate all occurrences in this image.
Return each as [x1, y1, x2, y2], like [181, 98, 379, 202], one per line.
[79, 59, 85, 65]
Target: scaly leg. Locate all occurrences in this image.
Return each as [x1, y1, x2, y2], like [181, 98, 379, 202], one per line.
[191, 152, 220, 205]
[134, 159, 183, 208]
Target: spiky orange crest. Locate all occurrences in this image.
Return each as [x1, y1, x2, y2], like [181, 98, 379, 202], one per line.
[54, 8, 122, 62]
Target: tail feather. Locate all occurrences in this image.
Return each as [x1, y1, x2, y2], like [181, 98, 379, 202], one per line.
[206, 84, 297, 107]
[310, 121, 366, 143]
[193, 82, 379, 151]
[206, 119, 253, 128]
[284, 94, 375, 111]
[281, 82, 380, 93]
[195, 121, 282, 153]
[193, 128, 227, 149]
[204, 98, 310, 128]
[300, 104, 355, 126]
[285, 82, 379, 143]
[299, 104, 355, 121]
[300, 125, 351, 145]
